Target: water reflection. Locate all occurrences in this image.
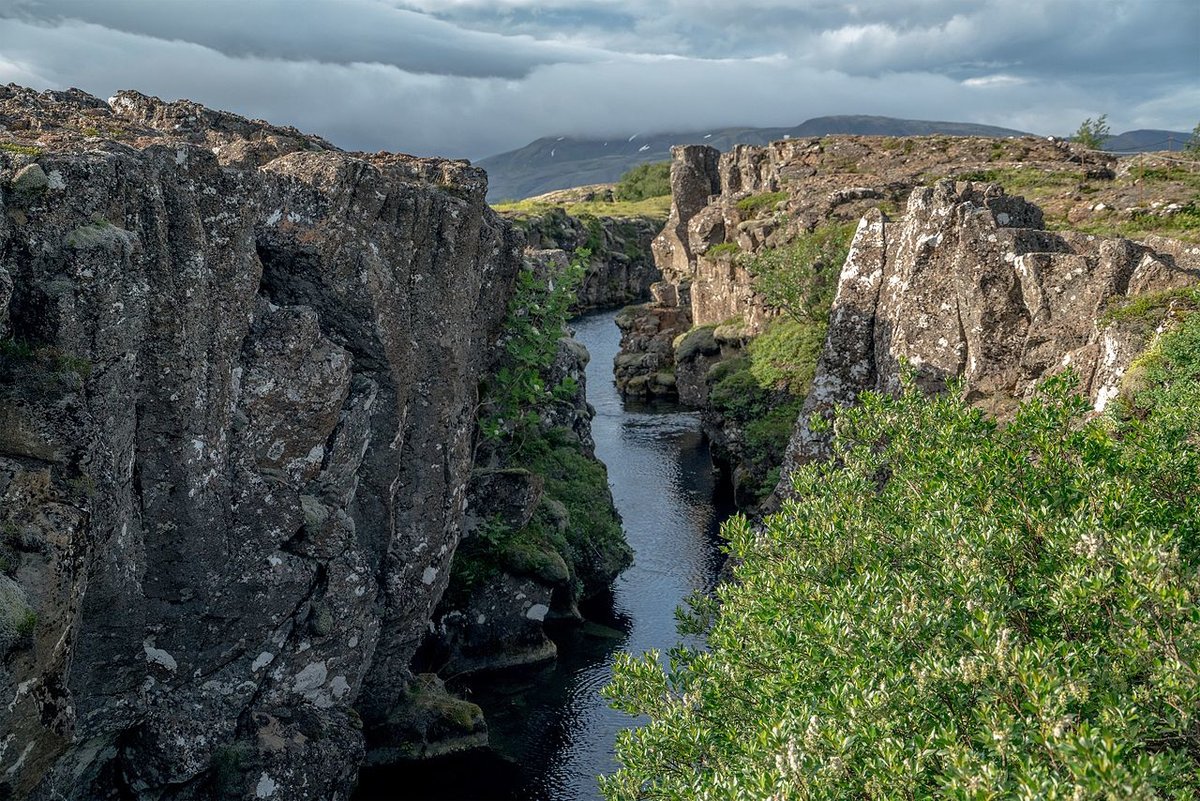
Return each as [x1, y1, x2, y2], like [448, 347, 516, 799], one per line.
[355, 310, 733, 801]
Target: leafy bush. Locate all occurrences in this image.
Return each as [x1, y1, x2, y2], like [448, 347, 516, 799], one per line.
[741, 221, 856, 324]
[604, 317, 1200, 799]
[477, 251, 586, 451]
[1073, 114, 1111, 149]
[614, 162, 671, 202]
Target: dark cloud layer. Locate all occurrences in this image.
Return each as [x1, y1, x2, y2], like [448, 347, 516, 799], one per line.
[0, 0, 1195, 160]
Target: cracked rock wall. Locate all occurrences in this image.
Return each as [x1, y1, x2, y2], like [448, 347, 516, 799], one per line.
[784, 181, 1200, 471]
[0, 87, 521, 799]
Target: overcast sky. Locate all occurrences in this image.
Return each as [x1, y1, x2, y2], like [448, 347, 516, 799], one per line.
[0, 0, 1196, 160]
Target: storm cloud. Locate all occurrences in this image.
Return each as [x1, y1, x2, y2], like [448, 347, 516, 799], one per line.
[0, 0, 1195, 160]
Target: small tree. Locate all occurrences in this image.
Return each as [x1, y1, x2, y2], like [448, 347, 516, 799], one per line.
[1186, 122, 1200, 155]
[1073, 114, 1110, 149]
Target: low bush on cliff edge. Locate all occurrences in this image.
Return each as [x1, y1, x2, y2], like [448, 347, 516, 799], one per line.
[614, 161, 671, 202]
[741, 221, 856, 325]
[603, 316, 1200, 800]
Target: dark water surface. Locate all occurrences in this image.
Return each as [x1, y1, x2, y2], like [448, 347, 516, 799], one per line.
[356, 309, 733, 801]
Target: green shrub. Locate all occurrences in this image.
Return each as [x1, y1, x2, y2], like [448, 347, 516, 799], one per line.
[614, 162, 671, 202]
[477, 251, 586, 450]
[746, 318, 825, 396]
[603, 316, 1200, 799]
[741, 221, 856, 324]
[1073, 114, 1111, 149]
[736, 191, 788, 214]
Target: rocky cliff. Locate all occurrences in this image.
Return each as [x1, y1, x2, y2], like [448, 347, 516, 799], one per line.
[500, 206, 661, 311]
[0, 87, 523, 799]
[618, 134, 1199, 505]
[783, 181, 1200, 471]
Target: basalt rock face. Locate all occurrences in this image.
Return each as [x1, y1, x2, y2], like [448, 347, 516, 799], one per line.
[0, 86, 522, 799]
[503, 208, 661, 311]
[615, 135, 1127, 400]
[783, 181, 1200, 472]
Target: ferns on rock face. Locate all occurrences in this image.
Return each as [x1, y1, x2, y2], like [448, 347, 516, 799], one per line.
[604, 315, 1200, 800]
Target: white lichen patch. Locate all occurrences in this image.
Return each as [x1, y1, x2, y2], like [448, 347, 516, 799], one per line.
[46, 170, 66, 190]
[421, 566, 438, 585]
[525, 604, 549, 622]
[251, 652, 275, 671]
[293, 661, 328, 695]
[255, 772, 278, 798]
[143, 640, 178, 672]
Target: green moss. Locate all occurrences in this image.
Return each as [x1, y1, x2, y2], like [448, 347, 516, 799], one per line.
[1, 338, 92, 378]
[705, 242, 741, 258]
[15, 609, 36, 639]
[747, 318, 826, 396]
[0, 142, 42, 157]
[736, 191, 787, 214]
[449, 432, 629, 603]
[210, 743, 252, 796]
[673, 324, 720, 363]
[1102, 286, 1200, 331]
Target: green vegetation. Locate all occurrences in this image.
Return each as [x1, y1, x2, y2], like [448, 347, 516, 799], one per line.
[453, 248, 631, 605]
[953, 166, 1085, 195]
[1058, 202, 1200, 243]
[695, 222, 855, 504]
[604, 314, 1200, 799]
[705, 241, 741, 258]
[1073, 114, 1111, 149]
[736, 191, 788, 215]
[0, 142, 42, 157]
[449, 429, 630, 604]
[746, 318, 826, 396]
[1102, 285, 1200, 332]
[15, 609, 37, 640]
[948, 164, 1200, 243]
[1187, 123, 1200, 156]
[477, 252, 586, 450]
[1, 338, 92, 378]
[492, 194, 672, 221]
[614, 161, 671, 202]
[741, 221, 856, 324]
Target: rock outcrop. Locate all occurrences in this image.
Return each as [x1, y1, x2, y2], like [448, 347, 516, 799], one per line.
[784, 181, 1200, 471]
[0, 86, 523, 799]
[615, 134, 1134, 399]
[502, 207, 661, 311]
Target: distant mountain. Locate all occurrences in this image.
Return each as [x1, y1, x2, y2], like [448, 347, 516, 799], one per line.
[1101, 129, 1192, 153]
[477, 115, 1031, 200]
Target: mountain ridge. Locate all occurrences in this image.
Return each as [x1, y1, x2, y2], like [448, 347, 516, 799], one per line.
[478, 116, 1193, 200]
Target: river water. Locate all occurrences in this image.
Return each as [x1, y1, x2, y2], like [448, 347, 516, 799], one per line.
[355, 309, 733, 800]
